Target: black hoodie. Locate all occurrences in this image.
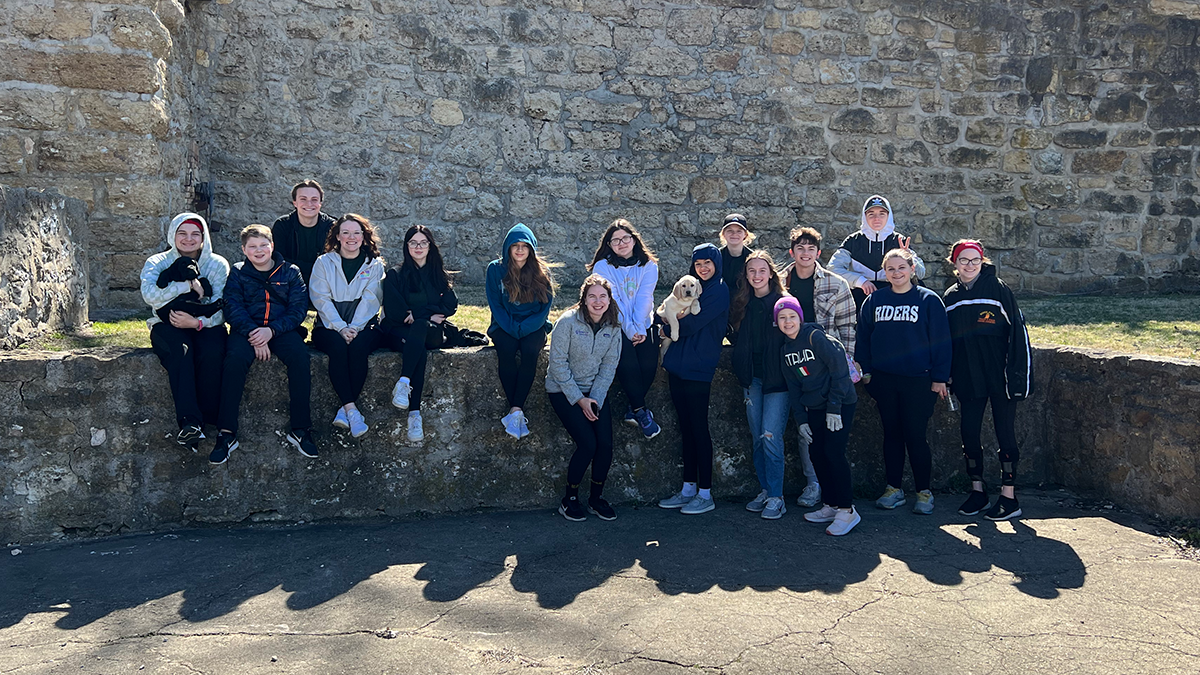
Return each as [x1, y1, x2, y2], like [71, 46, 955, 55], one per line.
[943, 263, 1032, 400]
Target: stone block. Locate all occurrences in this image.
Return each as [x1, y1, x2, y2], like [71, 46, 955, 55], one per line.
[871, 140, 933, 167]
[831, 137, 868, 165]
[100, 6, 172, 59]
[626, 173, 689, 204]
[1042, 95, 1092, 126]
[1083, 192, 1144, 214]
[1148, 97, 1200, 130]
[431, 99, 464, 126]
[562, 12, 612, 47]
[965, 118, 1006, 146]
[37, 133, 162, 175]
[1001, 151, 1032, 173]
[89, 216, 164, 252]
[866, 15, 893, 35]
[916, 116, 957, 144]
[12, 3, 93, 40]
[949, 95, 986, 116]
[877, 37, 923, 60]
[0, 47, 160, 94]
[807, 33, 843, 55]
[896, 18, 935, 38]
[103, 178, 170, 218]
[770, 31, 806, 55]
[689, 176, 728, 203]
[945, 146, 999, 169]
[573, 48, 616, 73]
[666, 9, 716, 46]
[767, 125, 828, 156]
[1010, 128, 1052, 149]
[1054, 129, 1106, 149]
[974, 212, 1033, 248]
[76, 93, 170, 138]
[510, 191, 549, 218]
[631, 129, 683, 153]
[567, 129, 622, 150]
[565, 98, 642, 124]
[1021, 178, 1077, 208]
[675, 94, 738, 119]
[623, 46, 697, 77]
[969, 172, 1015, 193]
[1149, 149, 1192, 176]
[1072, 151, 1128, 174]
[0, 89, 69, 131]
[1034, 151, 1064, 175]
[861, 87, 915, 108]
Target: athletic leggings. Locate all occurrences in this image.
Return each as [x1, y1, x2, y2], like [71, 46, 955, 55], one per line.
[311, 325, 381, 406]
[867, 371, 936, 492]
[615, 334, 658, 410]
[960, 393, 1019, 486]
[382, 320, 444, 412]
[490, 327, 546, 409]
[804, 403, 857, 509]
[150, 323, 227, 429]
[668, 373, 714, 490]
[549, 392, 614, 488]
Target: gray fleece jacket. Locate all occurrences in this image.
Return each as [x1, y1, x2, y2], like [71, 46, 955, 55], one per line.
[544, 307, 622, 408]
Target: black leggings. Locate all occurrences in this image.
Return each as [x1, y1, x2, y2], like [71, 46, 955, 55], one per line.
[150, 323, 227, 429]
[549, 392, 613, 487]
[490, 327, 546, 409]
[312, 325, 381, 406]
[960, 393, 1019, 486]
[382, 321, 444, 412]
[218, 329, 312, 434]
[615, 334, 658, 410]
[668, 374, 714, 490]
[805, 403, 857, 509]
[867, 371, 936, 492]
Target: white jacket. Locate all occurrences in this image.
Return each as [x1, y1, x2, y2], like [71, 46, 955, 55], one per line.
[140, 212, 229, 328]
[309, 251, 386, 331]
[591, 258, 658, 341]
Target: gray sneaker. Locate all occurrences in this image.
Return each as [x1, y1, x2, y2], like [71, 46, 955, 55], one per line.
[912, 490, 935, 515]
[875, 486, 906, 510]
[796, 483, 822, 507]
[746, 489, 769, 512]
[681, 495, 715, 515]
[761, 497, 786, 520]
[658, 492, 692, 509]
[407, 410, 424, 443]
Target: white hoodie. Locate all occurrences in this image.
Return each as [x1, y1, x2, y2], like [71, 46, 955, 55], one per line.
[140, 213, 230, 328]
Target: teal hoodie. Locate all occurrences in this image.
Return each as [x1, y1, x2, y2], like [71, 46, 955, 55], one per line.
[486, 224, 553, 339]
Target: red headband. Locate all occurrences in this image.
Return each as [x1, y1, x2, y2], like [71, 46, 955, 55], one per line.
[952, 241, 984, 260]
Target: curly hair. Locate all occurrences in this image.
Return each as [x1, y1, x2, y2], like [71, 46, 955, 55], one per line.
[325, 213, 382, 259]
[575, 274, 621, 328]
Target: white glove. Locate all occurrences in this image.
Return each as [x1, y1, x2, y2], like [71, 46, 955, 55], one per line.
[826, 413, 843, 432]
[798, 423, 813, 444]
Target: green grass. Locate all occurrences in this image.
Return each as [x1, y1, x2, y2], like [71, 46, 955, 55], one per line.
[9, 291, 1200, 362]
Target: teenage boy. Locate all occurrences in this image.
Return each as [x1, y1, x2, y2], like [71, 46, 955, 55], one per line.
[779, 226, 858, 509]
[272, 179, 337, 285]
[210, 224, 319, 464]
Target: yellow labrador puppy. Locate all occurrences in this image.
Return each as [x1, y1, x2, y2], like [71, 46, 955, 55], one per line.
[656, 275, 702, 356]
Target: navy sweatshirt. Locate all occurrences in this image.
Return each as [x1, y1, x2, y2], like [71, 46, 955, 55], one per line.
[856, 285, 952, 382]
[781, 323, 858, 416]
[661, 244, 730, 383]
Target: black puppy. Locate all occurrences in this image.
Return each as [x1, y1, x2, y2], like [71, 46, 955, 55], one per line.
[155, 256, 222, 323]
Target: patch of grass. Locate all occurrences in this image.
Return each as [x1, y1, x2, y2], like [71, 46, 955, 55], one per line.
[18, 314, 154, 351]
[1022, 295, 1200, 361]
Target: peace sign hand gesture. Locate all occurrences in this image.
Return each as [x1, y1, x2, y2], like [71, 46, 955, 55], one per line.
[898, 235, 912, 251]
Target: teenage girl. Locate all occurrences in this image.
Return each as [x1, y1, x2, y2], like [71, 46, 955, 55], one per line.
[857, 248, 952, 514]
[309, 214, 386, 437]
[381, 224, 458, 443]
[486, 223, 555, 440]
[547, 275, 623, 522]
[776, 296, 861, 536]
[718, 213, 756, 292]
[657, 244, 731, 515]
[589, 218, 661, 439]
[830, 195, 927, 309]
[728, 251, 788, 520]
[943, 239, 1032, 521]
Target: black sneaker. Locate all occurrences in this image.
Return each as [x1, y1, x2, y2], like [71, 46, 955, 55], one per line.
[985, 495, 1022, 521]
[958, 490, 990, 516]
[587, 497, 617, 521]
[209, 433, 238, 465]
[558, 496, 587, 522]
[177, 424, 204, 448]
[287, 428, 319, 458]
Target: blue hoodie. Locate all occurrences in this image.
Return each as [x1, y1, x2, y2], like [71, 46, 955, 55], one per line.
[661, 243, 730, 382]
[486, 224, 553, 339]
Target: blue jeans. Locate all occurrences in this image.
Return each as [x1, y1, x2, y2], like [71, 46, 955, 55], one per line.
[745, 378, 790, 497]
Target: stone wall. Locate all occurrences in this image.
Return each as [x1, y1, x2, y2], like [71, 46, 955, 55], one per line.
[0, 0, 194, 310]
[0, 186, 89, 349]
[2, 343, 1196, 544]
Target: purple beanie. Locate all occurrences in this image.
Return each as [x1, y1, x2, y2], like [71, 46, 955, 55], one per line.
[773, 296, 804, 325]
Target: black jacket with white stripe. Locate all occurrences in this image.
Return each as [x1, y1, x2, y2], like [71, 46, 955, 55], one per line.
[942, 264, 1032, 400]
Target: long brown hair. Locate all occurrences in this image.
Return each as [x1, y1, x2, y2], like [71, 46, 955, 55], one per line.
[503, 241, 555, 304]
[575, 274, 620, 328]
[587, 218, 658, 270]
[325, 213, 382, 258]
[729, 250, 786, 329]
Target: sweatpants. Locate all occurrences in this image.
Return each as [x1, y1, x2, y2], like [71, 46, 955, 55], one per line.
[804, 403, 857, 509]
[150, 323, 227, 429]
[490, 327, 546, 410]
[960, 393, 1019, 486]
[615, 334, 658, 410]
[218, 329, 312, 435]
[311, 325, 381, 406]
[381, 320, 445, 412]
[549, 391, 614, 488]
[668, 373, 714, 490]
[867, 371, 936, 492]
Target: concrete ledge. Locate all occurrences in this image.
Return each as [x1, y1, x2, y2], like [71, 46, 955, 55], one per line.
[1, 344, 1196, 543]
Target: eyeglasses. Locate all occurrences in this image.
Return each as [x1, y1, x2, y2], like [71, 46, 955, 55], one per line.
[956, 257, 982, 266]
[609, 235, 633, 246]
[408, 240, 431, 249]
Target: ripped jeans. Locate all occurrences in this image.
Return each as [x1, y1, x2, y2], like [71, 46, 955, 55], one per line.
[745, 378, 790, 498]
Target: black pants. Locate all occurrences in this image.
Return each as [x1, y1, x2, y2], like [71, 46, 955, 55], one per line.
[381, 320, 445, 412]
[960, 393, 1020, 486]
[867, 371, 936, 492]
[615, 334, 658, 410]
[668, 373, 714, 490]
[549, 391, 614, 487]
[218, 329, 312, 434]
[490, 327, 546, 409]
[312, 325, 381, 406]
[151, 323, 227, 429]
[806, 403, 857, 509]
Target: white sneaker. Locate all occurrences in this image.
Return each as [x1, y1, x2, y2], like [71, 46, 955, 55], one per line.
[392, 377, 411, 410]
[332, 408, 350, 430]
[804, 504, 838, 523]
[501, 410, 522, 439]
[347, 409, 368, 438]
[407, 411, 424, 443]
[745, 489, 769, 512]
[761, 497, 786, 520]
[516, 412, 531, 439]
[797, 482, 822, 507]
[826, 507, 861, 536]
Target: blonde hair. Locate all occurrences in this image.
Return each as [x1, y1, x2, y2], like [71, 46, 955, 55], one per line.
[881, 248, 916, 280]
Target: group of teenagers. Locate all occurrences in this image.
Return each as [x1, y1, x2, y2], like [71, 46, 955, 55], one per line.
[142, 181, 1031, 537]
